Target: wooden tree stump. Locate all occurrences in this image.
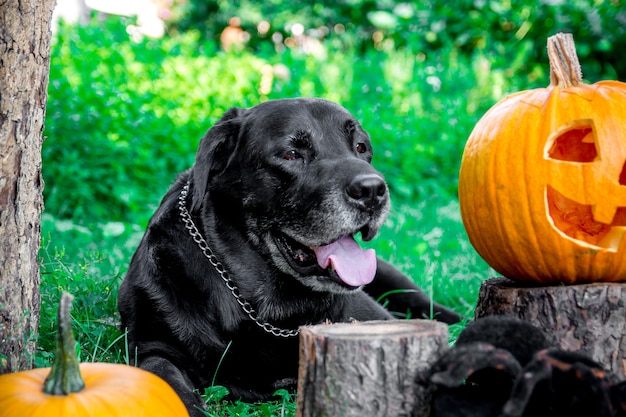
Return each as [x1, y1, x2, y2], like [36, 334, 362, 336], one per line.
[475, 277, 626, 379]
[296, 319, 448, 417]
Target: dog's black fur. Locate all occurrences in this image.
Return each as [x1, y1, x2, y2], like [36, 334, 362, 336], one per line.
[117, 98, 460, 416]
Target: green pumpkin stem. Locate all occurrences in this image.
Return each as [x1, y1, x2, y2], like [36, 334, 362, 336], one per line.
[547, 32, 583, 88]
[43, 292, 86, 395]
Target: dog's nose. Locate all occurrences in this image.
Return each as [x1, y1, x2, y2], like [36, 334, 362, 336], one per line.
[346, 174, 387, 211]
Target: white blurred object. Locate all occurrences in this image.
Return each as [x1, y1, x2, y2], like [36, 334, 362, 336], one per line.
[53, 0, 166, 39]
[52, 0, 89, 30]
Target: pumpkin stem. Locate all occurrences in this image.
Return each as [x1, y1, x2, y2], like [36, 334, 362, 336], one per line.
[547, 33, 583, 88]
[43, 292, 86, 395]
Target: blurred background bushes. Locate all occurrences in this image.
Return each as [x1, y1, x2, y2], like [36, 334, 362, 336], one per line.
[169, 0, 625, 80]
[45, 0, 625, 227]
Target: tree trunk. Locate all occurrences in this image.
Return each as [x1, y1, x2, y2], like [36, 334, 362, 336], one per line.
[296, 320, 449, 417]
[475, 277, 626, 380]
[0, 0, 55, 373]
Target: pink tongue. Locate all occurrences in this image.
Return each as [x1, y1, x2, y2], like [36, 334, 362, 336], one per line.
[312, 236, 377, 287]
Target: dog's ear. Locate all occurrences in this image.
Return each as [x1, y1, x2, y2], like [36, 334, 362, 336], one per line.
[191, 107, 246, 213]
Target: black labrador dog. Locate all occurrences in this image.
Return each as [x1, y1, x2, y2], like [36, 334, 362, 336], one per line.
[118, 98, 460, 416]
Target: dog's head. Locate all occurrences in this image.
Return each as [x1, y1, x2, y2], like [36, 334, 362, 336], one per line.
[190, 98, 390, 293]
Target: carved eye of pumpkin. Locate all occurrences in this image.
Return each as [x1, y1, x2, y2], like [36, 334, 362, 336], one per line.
[546, 123, 597, 162]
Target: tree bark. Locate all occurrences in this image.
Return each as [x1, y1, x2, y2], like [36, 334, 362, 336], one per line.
[0, 0, 55, 373]
[475, 277, 626, 380]
[296, 320, 449, 417]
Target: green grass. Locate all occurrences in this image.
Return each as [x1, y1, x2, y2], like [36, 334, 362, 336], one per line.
[201, 387, 296, 417]
[38, 15, 513, 415]
[38, 195, 488, 415]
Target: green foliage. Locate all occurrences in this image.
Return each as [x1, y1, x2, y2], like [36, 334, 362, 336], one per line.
[45, 18, 266, 224]
[44, 14, 545, 226]
[167, 0, 626, 80]
[45, 6, 625, 225]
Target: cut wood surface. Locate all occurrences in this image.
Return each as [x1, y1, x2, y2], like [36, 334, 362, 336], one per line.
[475, 277, 626, 379]
[296, 319, 448, 417]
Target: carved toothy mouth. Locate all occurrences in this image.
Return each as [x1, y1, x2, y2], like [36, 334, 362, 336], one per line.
[546, 186, 626, 250]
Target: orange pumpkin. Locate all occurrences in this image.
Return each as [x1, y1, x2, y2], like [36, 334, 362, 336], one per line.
[459, 33, 626, 284]
[0, 293, 189, 417]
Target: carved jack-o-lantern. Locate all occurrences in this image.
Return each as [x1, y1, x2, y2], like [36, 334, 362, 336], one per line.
[459, 33, 626, 283]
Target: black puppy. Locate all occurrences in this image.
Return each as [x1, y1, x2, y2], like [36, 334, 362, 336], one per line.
[118, 98, 460, 416]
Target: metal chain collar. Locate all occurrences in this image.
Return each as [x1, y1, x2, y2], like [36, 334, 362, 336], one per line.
[178, 181, 300, 338]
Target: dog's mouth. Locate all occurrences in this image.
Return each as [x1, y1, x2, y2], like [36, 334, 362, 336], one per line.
[275, 231, 377, 289]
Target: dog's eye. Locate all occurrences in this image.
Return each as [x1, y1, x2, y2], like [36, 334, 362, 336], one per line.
[284, 150, 301, 160]
[356, 143, 368, 154]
